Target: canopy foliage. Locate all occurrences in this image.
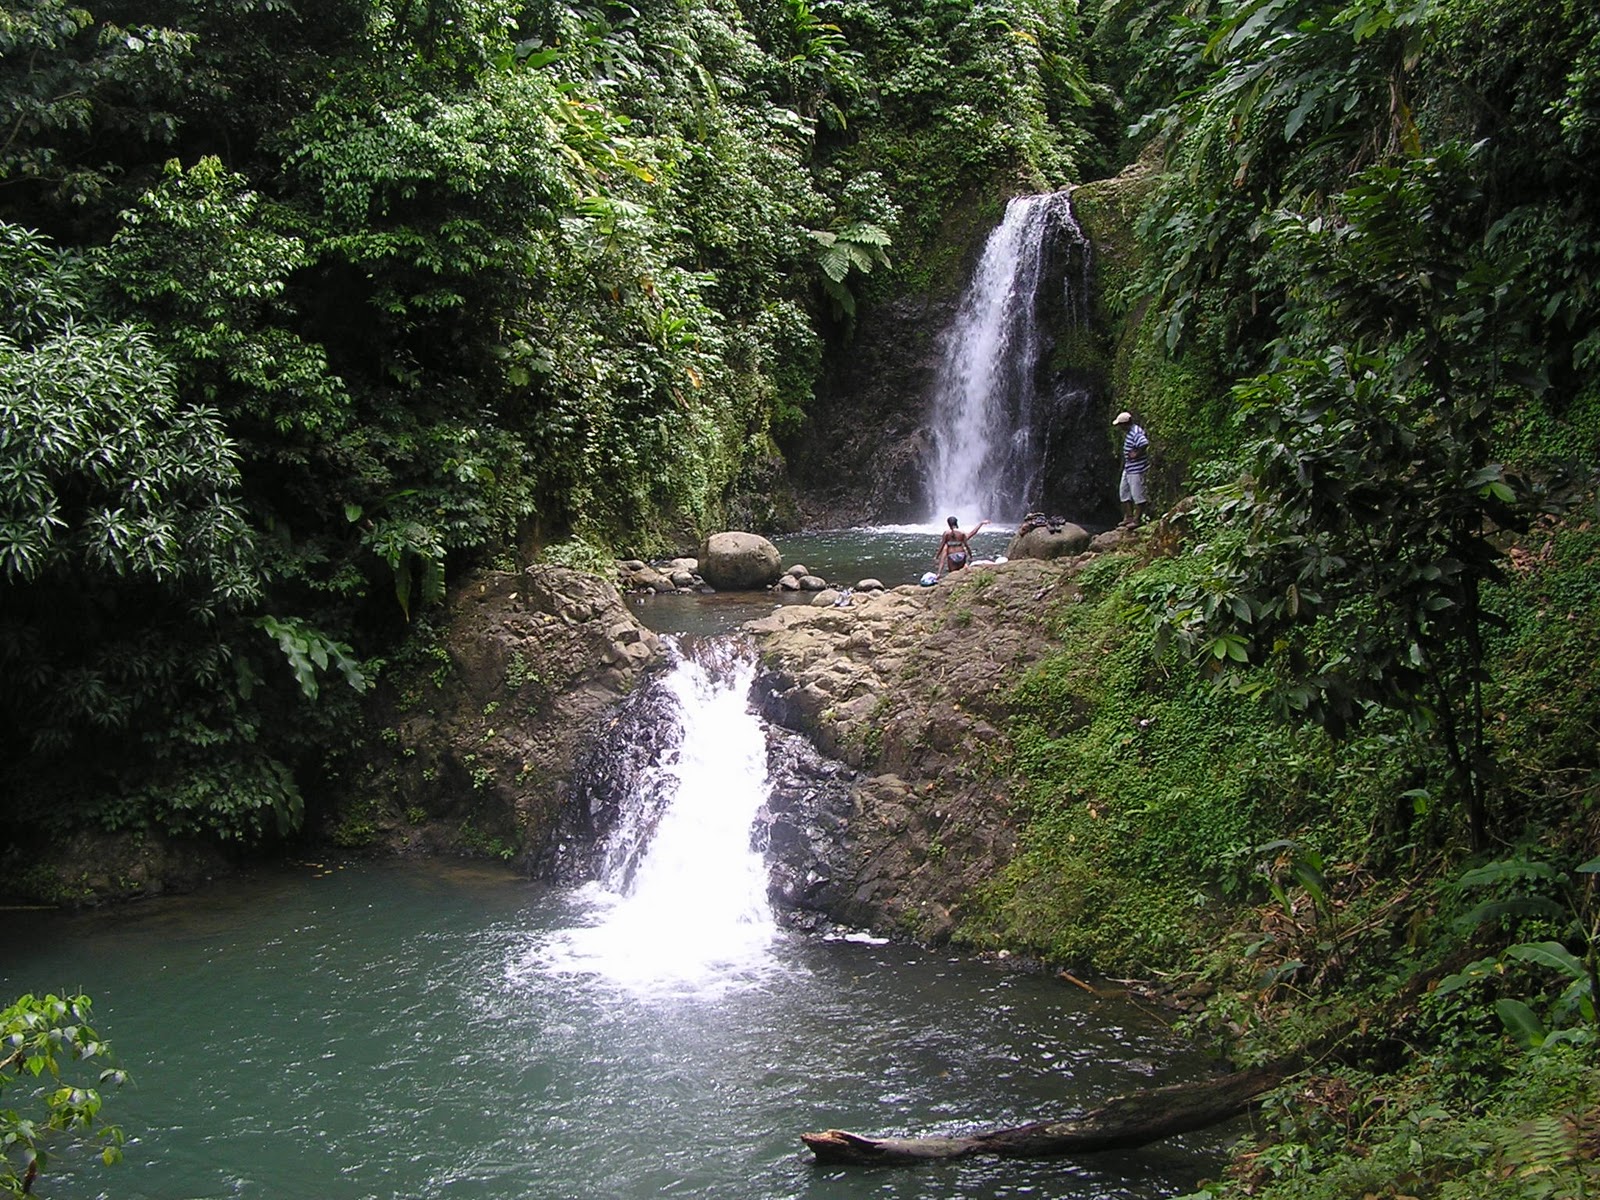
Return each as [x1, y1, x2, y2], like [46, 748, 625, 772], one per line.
[0, 0, 1595, 926]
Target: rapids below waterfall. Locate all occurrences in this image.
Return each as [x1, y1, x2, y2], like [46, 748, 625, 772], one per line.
[535, 642, 779, 997]
[3, 632, 1231, 1199]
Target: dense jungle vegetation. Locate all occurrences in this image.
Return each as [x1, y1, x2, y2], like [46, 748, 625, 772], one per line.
[974, 0, 1600, 1191]
[0, 0, 1094, 862]
[2, 0, 1598, 1194]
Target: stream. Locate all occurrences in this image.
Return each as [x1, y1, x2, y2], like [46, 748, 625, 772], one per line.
[3, 528, 1236, 1199]
[2, 528, 1234, 1199]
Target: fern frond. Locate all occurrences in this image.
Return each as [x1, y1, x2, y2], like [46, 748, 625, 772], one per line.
[840, 222, 890, 246]
[1497, 1113, 1576, 1170]
[819, 244, 851, 282]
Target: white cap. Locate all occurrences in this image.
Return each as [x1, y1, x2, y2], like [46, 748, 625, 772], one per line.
[1113, 411, 1132, 425]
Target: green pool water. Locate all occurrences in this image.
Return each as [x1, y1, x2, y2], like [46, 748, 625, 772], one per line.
[5, 860, 1229, 1200]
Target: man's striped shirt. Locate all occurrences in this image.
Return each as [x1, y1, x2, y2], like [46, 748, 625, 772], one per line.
[1123, 424, 1150, 475]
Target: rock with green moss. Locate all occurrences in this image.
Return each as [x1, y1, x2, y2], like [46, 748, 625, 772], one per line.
[1007, 521, 1091, 559]
[747, 558, 1077, 941]
[335, 565, 665, 865]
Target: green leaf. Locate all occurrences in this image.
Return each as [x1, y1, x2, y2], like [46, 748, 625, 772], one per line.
[1505, 941, 1589, 982]
[1493, 999, 1547, 1050]
[256, 616, 367, 700]
[421, 555, 446, 609]
[1435, 956, 1501, 996]
[1539, 1027, 1597, 1051]
[818, 244, 851, 283]
[394, 555, 414, 622]
[1459, 859, 1561, 888]
[1454, 897, 1567, 933]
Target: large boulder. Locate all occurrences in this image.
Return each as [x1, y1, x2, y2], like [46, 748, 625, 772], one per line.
[698, 531, 783, 590]
[1007, 521, 1091, 560]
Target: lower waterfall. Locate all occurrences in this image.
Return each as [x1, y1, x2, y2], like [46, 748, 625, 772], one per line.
[535, 639, 780, 997]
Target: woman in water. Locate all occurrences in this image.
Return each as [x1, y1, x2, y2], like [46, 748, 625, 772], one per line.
[934, 516, 988, 576]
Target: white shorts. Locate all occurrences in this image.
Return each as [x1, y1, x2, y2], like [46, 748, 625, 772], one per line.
[1120, 471, 1148, 505]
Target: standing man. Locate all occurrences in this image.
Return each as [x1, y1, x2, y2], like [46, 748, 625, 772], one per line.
[1113, 410, 1150, 528]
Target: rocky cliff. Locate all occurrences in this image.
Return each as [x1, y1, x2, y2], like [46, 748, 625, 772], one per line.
[334, 565, 666, 864]
[332, 532, 1142, 948]
[782, 174, 1143, 530]
[748, 551, 1115, 941]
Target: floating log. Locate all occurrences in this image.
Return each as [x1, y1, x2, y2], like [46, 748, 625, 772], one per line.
[802, 1064, 1289, 1164]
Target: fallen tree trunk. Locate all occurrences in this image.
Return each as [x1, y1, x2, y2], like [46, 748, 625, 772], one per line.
[803, 947, 1481, 1167]
[802, 1063, 1290, 1164]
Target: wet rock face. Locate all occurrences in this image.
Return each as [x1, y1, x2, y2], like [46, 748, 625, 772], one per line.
[542, 674, 683, 886]
[340, 564, 666, 864]
[746, 558, 1081, 941]
[6, 829, 236, 908]
[783, 190, 1127, 530]
[784, 291, 950, 528]
[757, 723, 860, 922]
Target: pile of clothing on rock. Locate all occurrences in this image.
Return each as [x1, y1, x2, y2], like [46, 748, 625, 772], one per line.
[1016, 512, 1070, 537]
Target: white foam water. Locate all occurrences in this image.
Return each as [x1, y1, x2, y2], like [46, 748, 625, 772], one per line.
[530, 644, 779, 999]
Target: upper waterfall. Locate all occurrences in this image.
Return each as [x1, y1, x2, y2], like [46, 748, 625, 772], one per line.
[924, 190, 1091, 523]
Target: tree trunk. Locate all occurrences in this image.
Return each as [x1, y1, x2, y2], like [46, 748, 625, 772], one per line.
[801, 1064, 1289, 1164]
